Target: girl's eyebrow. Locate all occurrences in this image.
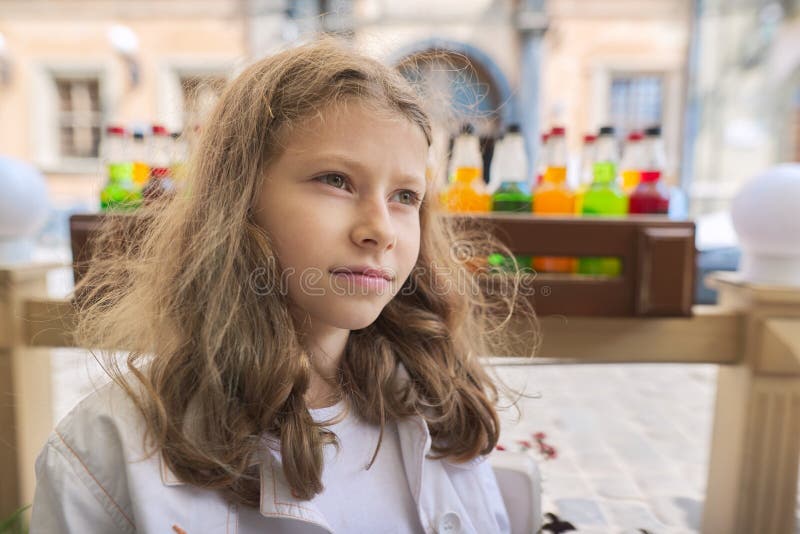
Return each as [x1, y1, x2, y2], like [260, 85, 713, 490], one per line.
[310, 152, 426, 190]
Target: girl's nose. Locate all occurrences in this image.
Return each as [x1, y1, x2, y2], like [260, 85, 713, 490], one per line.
[350, 201, 397, 251]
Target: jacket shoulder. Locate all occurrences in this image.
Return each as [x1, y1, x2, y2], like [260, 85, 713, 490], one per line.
[53, 379, 149, 457]
[35, 381, 147, 532]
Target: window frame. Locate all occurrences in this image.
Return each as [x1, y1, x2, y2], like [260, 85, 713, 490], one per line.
[31, 61, 113, 174]
[590, 59, 683, 181]
[54, 77, 104, 160]
[608, 72, 666, 139]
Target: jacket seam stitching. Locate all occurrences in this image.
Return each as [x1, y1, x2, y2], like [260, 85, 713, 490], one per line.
[54, 429, 136, 528]
[268, 461, 319, 515]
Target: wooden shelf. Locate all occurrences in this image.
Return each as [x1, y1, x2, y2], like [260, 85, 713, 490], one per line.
[69, 212, 696, 317]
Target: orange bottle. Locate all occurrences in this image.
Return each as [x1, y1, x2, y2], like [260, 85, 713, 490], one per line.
[442, 124, 490, 213]
[131, 129, 150, 189]
[533, 126, 575, 273]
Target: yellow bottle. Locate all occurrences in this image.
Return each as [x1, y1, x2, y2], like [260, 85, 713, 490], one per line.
[532, 127, 575, 273]
[441, 124, 490, 213]
[620, 130, 645, 195]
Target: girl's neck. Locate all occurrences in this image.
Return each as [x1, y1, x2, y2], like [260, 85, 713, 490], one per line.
[306, 372, 344, 409]
[294, 311, 351, 409]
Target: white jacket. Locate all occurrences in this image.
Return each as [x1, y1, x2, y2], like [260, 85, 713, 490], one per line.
[30, 382, 510, 534]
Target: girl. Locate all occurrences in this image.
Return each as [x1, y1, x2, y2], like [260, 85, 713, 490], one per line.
[31, 38, 536, 533]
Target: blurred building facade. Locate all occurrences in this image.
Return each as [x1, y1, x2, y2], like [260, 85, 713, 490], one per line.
[686, 0, 800, 214]
[0, 0, 696, 212]
[0, 0, 247, 207]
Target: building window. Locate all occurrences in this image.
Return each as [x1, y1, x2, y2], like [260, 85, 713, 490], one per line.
[54, 76, 103, 159]
[609, 74, 663, 138]
[180, 75, 226, 132]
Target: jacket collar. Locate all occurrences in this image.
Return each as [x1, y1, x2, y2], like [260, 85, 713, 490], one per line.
[258, 446, 334, 533]
[159, 411, 433, 533]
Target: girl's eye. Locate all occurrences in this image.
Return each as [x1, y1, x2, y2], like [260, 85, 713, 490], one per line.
[392, 190, 423, 207]
[316, 174, 421, 207]
[317, 173, 349, 190]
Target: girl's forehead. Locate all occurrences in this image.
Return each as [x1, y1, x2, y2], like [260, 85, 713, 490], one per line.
[280, 100, 426, 151]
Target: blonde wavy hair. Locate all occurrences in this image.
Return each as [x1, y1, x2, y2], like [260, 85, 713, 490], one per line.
[75, 37, 537, 506]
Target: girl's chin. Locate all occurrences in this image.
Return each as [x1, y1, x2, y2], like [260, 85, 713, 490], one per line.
[290, 299, 387, 332]
[323, 308, 383, 331]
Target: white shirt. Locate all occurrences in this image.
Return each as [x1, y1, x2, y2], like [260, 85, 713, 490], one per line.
[309, 401, 424, 533]
[30, 378, 511, 534]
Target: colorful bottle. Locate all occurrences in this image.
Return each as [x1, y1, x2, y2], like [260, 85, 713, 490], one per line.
[100, 125, 141, 211]
[620, 131, 645, 194]
[490, 124, 533, 271]
[630, 125, 670, 214]
[491, 125, 531, 212]
[579, 126, 628, 276]
[142, 124, 176, 204]
[442, 124, 490, 213]
[131, 128, 151, 189]
[629, 171, 670, 214]
[533, 126, 575, 274]
[573, 133, 596, 214]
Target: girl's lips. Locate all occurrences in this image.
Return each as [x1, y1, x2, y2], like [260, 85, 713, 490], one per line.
[330, 272, 391, 291]
[329, 265, 394, 281]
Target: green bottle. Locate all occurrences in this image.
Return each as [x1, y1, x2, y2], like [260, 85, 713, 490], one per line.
[579, 126, 628, 276]
[100, 126, 141, 211]
[490, 124, 533, 272]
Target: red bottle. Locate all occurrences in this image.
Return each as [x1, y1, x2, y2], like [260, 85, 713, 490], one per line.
[142, 124, 175, 203]
[629, 170, 670, 214]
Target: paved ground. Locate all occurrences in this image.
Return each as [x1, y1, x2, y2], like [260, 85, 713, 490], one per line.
[494, 363, 718, 533]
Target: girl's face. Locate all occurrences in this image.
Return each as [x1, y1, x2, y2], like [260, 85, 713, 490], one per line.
[254, 101, 429, 332]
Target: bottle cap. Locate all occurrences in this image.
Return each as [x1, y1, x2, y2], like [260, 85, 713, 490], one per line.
[106, 125, 126, 136]
[583, 134, 596, 143]
[506, 124, 521, 134]
[599, 126, 615, 136]
[133, 131, 145, 140]
[644, 125, 662, 136]
[640, 170, 661, 182]
[152, 124, 169, 136]
[627, 131, 644, 142]
[551, 126, 566, 136]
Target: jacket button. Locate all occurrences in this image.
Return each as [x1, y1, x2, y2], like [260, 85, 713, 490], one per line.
[437, 511, 462, 533]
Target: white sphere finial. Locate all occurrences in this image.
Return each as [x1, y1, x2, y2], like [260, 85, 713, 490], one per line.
[731, 163, 800, 286]
[0, 156, 50, 264]
[108, 24, 139, 56]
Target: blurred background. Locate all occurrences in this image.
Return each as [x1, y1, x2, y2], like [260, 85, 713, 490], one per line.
[0, 0, 797, 254]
